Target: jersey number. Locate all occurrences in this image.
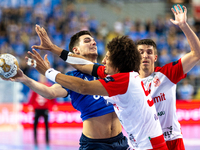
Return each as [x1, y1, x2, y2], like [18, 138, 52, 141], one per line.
[141, 81, 154, 107]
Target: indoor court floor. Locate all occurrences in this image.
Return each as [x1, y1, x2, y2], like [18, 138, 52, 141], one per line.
[0, 125, 199, 150]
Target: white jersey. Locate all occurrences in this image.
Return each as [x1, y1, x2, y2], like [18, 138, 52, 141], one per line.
[97, 66, 164, 149]
[141, 59, 186, 141]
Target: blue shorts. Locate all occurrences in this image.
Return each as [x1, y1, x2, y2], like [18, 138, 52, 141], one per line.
[79, 132, 130, 150]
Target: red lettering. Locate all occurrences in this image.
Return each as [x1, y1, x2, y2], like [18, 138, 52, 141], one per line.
[141, 81, 154, 107]
[153, 93, 166, 104]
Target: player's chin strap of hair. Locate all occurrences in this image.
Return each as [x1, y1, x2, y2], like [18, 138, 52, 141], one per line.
[59, 50, 93, 64]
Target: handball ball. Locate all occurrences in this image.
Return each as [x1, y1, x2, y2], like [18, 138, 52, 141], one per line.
[0, 53, 19, 79]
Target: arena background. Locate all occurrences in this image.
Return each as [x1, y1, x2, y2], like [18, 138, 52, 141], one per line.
[0, 0, 200, 150]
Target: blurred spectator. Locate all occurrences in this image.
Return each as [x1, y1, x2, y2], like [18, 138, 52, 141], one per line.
[177, 78, 194, 101]
[98, 21, 109, 40]
[123, 16, 133, 35]
[158, 48, 171, 67]
[95, 34, 105, 62]
[88, 15, 99, 35]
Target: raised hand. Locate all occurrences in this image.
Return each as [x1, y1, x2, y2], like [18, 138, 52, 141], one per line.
[26, 49, 51, 76]
[32, 24, 63, 56]
[32, 25, 54, 51]
[170, 4, 187, 27]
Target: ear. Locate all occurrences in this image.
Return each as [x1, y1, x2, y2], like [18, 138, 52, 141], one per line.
[115, 67, 120, 73]
[154, 55, 158, 62]
[73, 47, 80, 54]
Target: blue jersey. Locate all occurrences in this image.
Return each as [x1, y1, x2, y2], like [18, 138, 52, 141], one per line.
[64, 70, 114, 121]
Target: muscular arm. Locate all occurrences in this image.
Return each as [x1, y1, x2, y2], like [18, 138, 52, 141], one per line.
[180, 23, 200, 74]
[55, 73, 109, 96]
[10, 69, 68, 99]
[170, 5, 200, 74]
[24, 78, 68, 99]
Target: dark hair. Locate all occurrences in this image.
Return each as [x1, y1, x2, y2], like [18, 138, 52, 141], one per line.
[69, 30, 92, 52]
[107, 36, 141, 73]
[136, 39, 157, 55]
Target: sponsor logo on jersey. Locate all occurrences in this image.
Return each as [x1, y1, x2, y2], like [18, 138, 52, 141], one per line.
[163, 126, 173, 139]
[153, 93, 166, 103]
[157, 111, 165, 116]
[103, 76, 115, 83]
[153, 76, 161, 87]
[129, 134, 138, 147]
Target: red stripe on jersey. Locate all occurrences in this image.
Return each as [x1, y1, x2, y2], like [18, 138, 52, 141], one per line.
[154, 58, 186, 84]
[99, 73, 129, 97]
[97, 65, 107, 79]
[150, 135, 168, 150]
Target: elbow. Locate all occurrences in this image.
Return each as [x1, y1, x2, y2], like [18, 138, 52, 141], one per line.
[193, 51, 200, 60]
[197, 55, 200, 60]
[44, 92, 56, 100]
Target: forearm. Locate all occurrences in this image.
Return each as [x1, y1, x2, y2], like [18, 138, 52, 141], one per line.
[59, 50, 94, 75]
[22, 77, 56, 99]
[55, 73, 90, 95]
[50, 44, 63, 56]
[46, 69, 108, 96]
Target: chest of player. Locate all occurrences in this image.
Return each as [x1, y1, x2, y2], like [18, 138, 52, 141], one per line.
[141, 72, 176, 105]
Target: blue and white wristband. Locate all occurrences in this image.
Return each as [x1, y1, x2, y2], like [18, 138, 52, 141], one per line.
[45, 68, 61, 82]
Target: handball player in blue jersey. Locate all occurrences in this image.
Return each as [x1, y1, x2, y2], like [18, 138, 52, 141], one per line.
[9, 30, 129, 150]
[57, 31, 129, 150]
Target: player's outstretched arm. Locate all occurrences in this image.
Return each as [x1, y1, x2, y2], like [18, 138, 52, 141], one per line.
[170, 4, 200, 74]
[22, 76, 68, 99]
[27, 50, 108, 96]
[3, 68, 68, 99]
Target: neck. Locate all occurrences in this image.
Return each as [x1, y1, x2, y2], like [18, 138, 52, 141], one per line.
[83, 54, 98, 63]
[139, 67, 154, 78]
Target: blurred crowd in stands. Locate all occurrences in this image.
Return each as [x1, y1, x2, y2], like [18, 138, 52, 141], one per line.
[0, 0, 200, 101]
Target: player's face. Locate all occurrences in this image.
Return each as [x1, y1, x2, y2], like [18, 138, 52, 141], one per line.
[102, 51, 118, 75]
[138, 44, 157, 72]
[73, 34, 98, 56]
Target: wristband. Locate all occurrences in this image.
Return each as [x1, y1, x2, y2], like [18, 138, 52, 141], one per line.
[60, 49, 93, 64]
[67, 55, 93, 64]
[45, 68, 61, 82]
[60, 50, 69, 61]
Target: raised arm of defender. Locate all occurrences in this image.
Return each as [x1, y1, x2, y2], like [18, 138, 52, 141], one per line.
[32, 25, 94, 75]
[170, 5, 200, 74]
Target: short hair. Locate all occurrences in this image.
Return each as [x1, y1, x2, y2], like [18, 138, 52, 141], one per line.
[107, 36, 141, 73]
[69, 30, 92, 52]
[136, 39, 157, 55]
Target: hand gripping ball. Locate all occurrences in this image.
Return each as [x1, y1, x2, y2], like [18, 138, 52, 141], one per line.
[0, 53, 19, 79]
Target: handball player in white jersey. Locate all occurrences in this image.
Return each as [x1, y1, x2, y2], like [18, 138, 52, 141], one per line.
[28, 35, 168, 150]
[136, 5, 200, 150]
